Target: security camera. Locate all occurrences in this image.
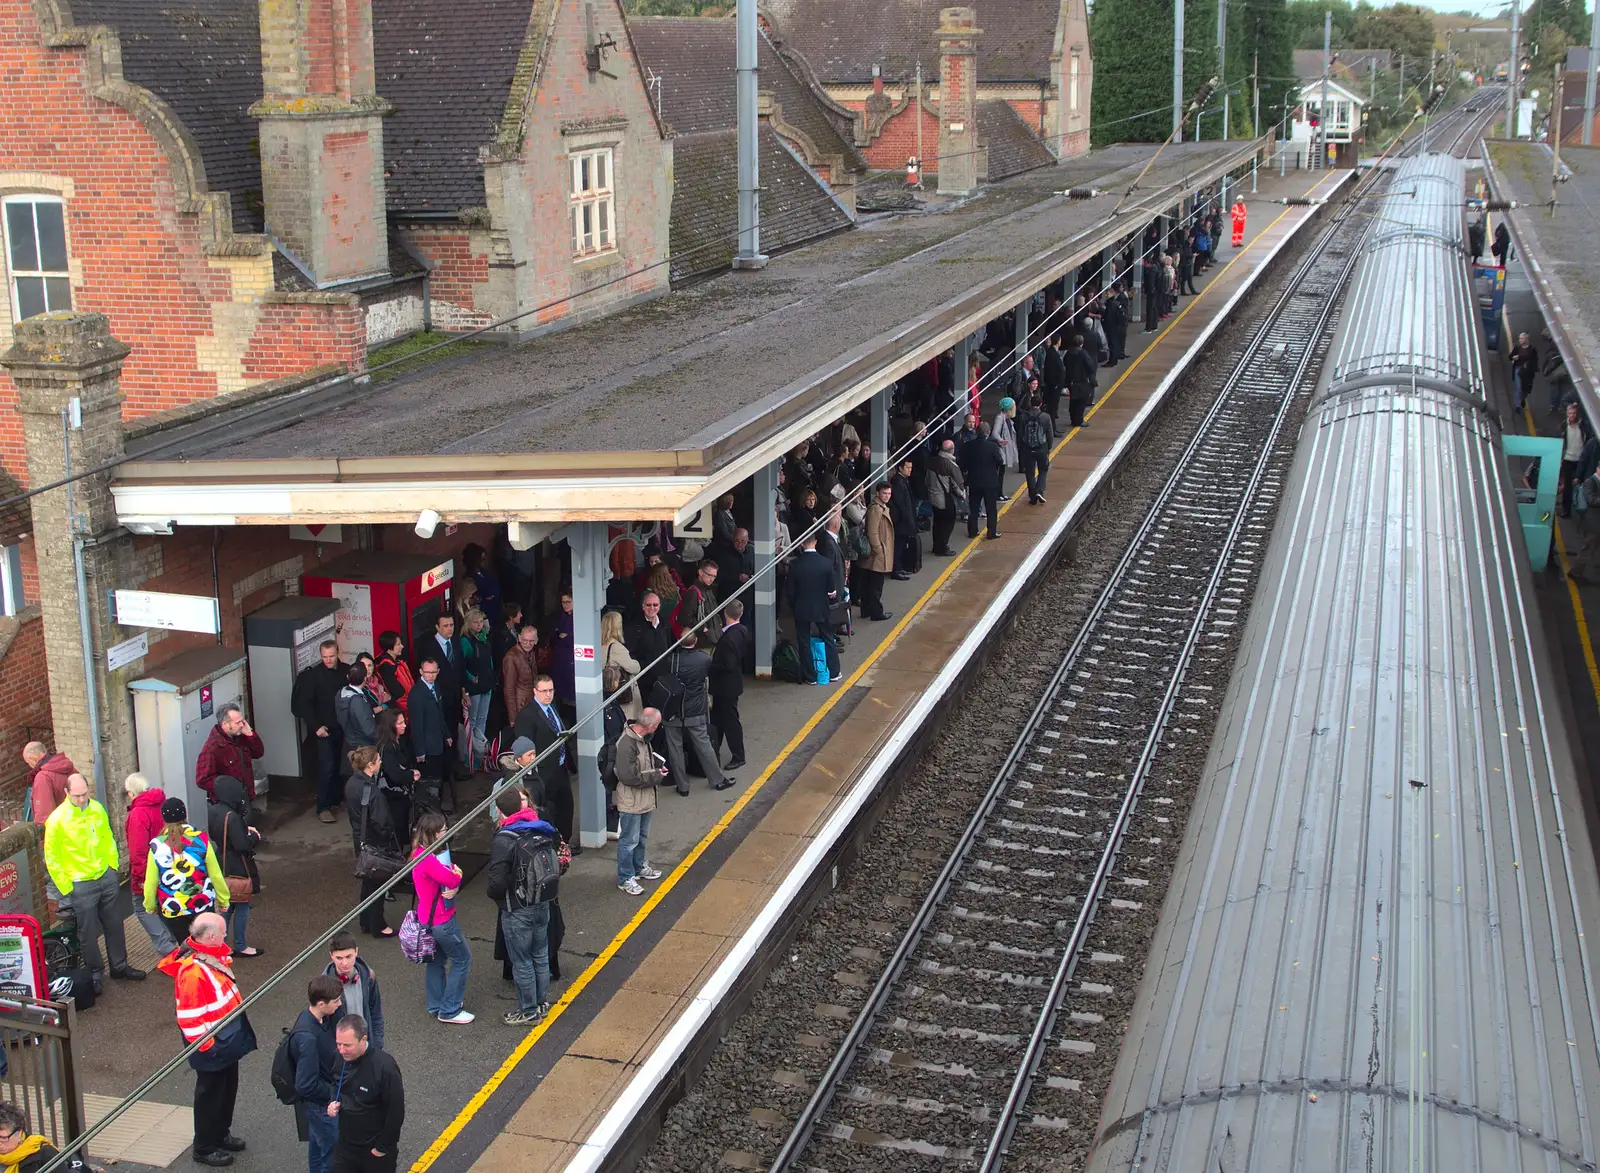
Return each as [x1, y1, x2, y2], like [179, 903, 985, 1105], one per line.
[415, 508, 441, 539]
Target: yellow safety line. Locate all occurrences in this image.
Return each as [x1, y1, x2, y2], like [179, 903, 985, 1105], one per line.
[410, 175, 1323, 1173]
[1522, 405, 1600, 706]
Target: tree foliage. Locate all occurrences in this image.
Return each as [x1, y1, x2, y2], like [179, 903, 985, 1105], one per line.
[623, 0, 726, 13]
[1350, 4, 1436, 58]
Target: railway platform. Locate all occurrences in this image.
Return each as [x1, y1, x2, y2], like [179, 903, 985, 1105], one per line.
[402, 164, 1354, 1173]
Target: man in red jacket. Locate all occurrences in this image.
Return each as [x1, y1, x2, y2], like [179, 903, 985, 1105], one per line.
[22, 742, 74, 824]
[194, 705, 264, 803]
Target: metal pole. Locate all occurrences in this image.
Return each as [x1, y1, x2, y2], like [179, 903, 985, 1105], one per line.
[1217, 0, 1229, 138]
[569, 522, 606, 849]
[1320, 11, 1331, 169]
[1585, 1, 1598, 145]
[733, 0, 766, 268]
[1253, 49, 1260, 191]
[915, 62, 924, 179]
[1507, 0, 1521, 138]
[752, 461, 777, 677]
[1174, 0, 1185, 142]
[1552, 63, 1565, 203]
[1370, 57, 1376, 107]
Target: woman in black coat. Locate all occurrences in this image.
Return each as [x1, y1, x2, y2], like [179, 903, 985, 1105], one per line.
[374, 708, 418, 839]
[206, 775, 262, 957]
[889, 459, 921, 577]
[346, 746, 399, 938]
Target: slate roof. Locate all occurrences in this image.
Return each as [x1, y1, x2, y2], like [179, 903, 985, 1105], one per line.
[977, 100, 1054, 181]
[762, 0, 1060, 84]
[667, 126, 852, 284]
[373, 0, 535, 214]
[629, 18, 865, 172]
[71, 0, 266, 231]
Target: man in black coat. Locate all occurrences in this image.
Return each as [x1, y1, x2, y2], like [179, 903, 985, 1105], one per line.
[787, 534, 840, 682]
[1016, 393, 1056, 505]
[406, 660, 452, 810]
[1142, 257, 1161, 332]
[292, 639, 347, 822]
[965, 423, 1005, 540]
[511, 676, 575, 845]
[1102, 283, 1129, 364]
[1064, 334, 1099, 428]
[625, 593, 674, 697]
[1041, 335, 1067, 425]
[330, 1016, 404, 1173]
[419, 614, 465, 782]
[660, 634, 730, 794]
[709, 601, 750, 769]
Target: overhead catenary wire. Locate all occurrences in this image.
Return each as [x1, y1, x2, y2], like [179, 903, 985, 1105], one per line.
[28, 135, 1273, 1173]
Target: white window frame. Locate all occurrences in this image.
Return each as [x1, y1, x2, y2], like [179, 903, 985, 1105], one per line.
[570, 147, 617, 259]
[2, 195, 73, 324]
[0, 544, 23, 617]
[1070, 55, 1081, 112]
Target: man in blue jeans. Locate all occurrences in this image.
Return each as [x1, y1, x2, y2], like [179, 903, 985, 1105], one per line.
[613, 709, 667, 896]
[291, 975, 344, 1172]
[485, 785, 563, 1026]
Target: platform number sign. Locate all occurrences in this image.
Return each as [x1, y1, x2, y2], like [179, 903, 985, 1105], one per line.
[674, 508, 713, 540]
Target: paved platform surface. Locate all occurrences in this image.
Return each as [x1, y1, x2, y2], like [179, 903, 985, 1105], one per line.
[62, 165, 1339, 1173]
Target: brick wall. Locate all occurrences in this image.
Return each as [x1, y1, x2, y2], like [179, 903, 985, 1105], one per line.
[861, 103, 944, 171]
[0, 7, 363, 488]
[0, 611, 52, 820]
[242, 297, 367, 381]
[399, 226, 495, 329]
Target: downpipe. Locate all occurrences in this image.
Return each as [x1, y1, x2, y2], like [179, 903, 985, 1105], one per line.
[63, 406, 106, 802]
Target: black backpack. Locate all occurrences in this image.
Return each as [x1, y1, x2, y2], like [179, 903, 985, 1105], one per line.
[507, 829, 562, 906]
[1022, 409, 1049, 453]
[772, 640, 805, 683]
[647, 653, 685, 719]
[270, 1027, 307, 1105]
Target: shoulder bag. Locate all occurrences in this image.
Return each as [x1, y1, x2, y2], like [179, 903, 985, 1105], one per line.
[219, 817, 255, 903]
[353, 781, 404, 881]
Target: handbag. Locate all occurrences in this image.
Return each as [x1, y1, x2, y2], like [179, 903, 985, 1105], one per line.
[399, 888, 442, 964]
[220, 819, 254, 904]
[352, 781, 404, 882]
[647, 653, 685, 720]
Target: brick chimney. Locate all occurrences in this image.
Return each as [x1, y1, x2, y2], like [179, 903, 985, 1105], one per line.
[251, 0, 393, 285]
[936, 7, 981, 195]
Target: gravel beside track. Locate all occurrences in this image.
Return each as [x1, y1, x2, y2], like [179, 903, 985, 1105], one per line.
[638, 198, 1368, 1173]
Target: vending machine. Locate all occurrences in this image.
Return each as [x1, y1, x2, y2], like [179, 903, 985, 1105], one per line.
[301, 552, 454, 662]
[244, 596, 343, 784]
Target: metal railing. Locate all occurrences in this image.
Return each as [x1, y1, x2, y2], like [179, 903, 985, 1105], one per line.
[0, 996, 86, 1148]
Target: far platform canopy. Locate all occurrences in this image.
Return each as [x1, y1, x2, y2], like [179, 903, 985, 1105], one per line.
[1485, 140, 1600, 426]
[113, 139, 1264, 532]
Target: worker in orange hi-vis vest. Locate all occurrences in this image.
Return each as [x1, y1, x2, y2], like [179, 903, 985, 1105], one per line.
[1230, 198, 1247, 247]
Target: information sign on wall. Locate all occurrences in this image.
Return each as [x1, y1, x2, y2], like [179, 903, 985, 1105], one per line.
[114, 589, 221, 634]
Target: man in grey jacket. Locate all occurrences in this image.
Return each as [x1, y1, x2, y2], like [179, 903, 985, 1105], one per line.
[335, 664, 377, 750]
[661, 633, 733, 795]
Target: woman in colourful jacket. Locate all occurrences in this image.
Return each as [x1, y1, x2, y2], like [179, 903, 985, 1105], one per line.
[411, 811, 473, 1024]
[141, 797, 228, 945]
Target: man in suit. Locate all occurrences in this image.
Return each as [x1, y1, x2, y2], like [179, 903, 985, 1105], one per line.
[660, 633, 731, 794]
[422, 613, 467, 782]
[407, 658, 452, 811]
[709, 601, 751, 770]
[511, 676, 576, 848]
[787, 534, 840, 683]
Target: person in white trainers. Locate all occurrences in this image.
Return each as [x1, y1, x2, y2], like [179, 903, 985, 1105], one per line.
[409, 812, 473, 1024]
[614, 709, 667, 896]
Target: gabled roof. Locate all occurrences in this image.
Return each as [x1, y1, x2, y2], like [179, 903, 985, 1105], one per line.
[373, 0, 537, 214]
[70, 0, 266, 231]
[976, 101, 1054, 181]
[1297, 77, 1365, 107]
[666, 126, 852, 284]
[763, 0, 1062, 84]
[629, 17, 866, 173]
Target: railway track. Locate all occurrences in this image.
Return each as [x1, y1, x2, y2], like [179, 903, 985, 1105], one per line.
[759, 164, 1393, 1173]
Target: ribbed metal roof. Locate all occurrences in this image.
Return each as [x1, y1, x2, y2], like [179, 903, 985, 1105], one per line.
[1090, 155, 1600, 1173]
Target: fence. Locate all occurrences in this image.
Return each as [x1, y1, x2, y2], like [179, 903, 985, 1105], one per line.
[0, 995, 85, 1147]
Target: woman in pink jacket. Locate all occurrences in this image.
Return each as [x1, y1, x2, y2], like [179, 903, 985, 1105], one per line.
[411, 811, 473, 1024]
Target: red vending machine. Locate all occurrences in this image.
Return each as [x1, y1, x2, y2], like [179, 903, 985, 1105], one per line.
[302, 552, 454, 661]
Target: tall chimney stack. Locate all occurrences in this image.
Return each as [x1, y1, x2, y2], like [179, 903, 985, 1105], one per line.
[936, 7, 981, 195]
[252, 0, 393, 285]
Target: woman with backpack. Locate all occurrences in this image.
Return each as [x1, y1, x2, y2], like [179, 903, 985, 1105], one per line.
[142, 797, 229, 945]
[410, 811, 472, 1023]
[346, 747, 399, 940]
[206, 775, 263, 957]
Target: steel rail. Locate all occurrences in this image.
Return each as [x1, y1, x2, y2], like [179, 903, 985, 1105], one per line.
[979, 167, 1385, 1173]
[767, 144, 1394, 1173]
